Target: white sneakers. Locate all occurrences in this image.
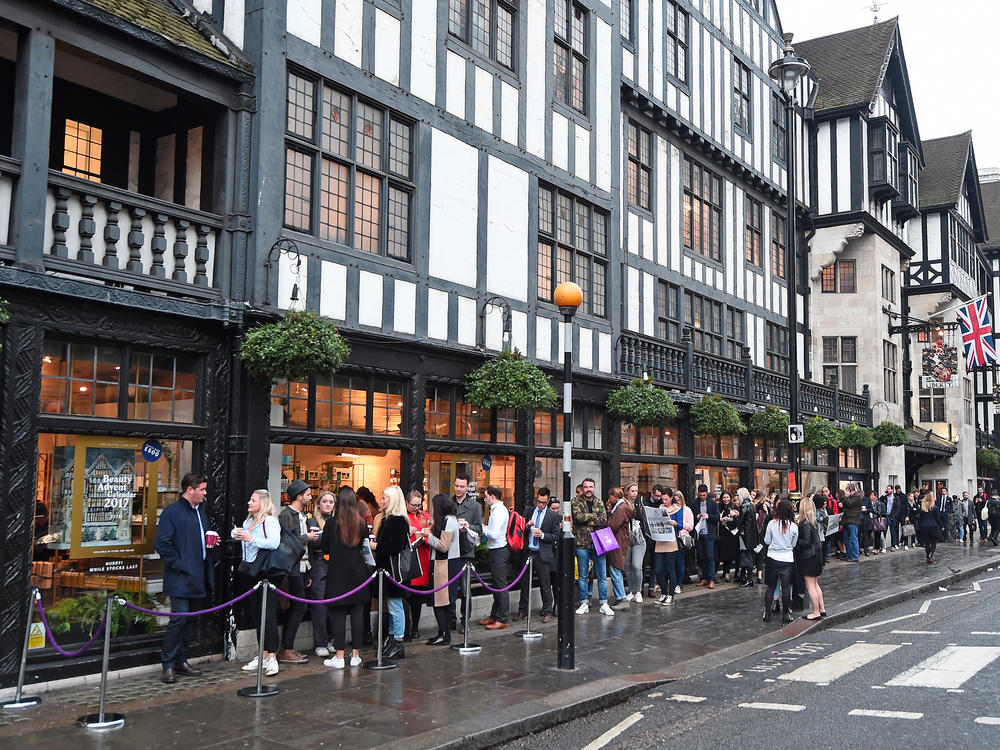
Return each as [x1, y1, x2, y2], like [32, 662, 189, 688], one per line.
[599, 602, 615, 616]
[674, 585, 682, 594]
[656, 594, 668, 605]
[241, 657, 258, 672]
[662, 595, 674, 606]
[350, 655, 362, 667]
[315, 646, 331, 657]
[634, 592, 643, 603]
[625, 593, 635, 602]
[323, 654, 363, 668]
[264, 657, 279, 676]
[575, 602, 590, 614]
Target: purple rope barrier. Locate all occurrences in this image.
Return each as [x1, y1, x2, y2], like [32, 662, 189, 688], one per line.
[118, 583, 261, 617]
[271, 571, 378, 605]
[35, 598, 107, 658]
[471, 559, 531, 593]
[384, 565, 467, 595]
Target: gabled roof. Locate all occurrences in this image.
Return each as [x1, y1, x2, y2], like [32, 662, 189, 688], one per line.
[920, 132, 973, 209]
[51, 0, 251, 76]
[979, 179, 1000, 249]
[796, 18, 898, 112]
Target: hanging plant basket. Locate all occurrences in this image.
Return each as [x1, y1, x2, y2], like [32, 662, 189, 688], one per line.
[465, 349, 558, 411]
[839, 422, 876, 449]
[238, 309, 350, 383]
[747, 405, 789, 439]
[978, 447, 1000, 471]
[689, 394, 746, 436]
[872, 421, 907, 447]
[606, 379, 678, 427]
[803, 416, 841, 449]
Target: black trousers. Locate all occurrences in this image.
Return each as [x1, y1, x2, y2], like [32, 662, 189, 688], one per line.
[452, 556, 475, 625]
[161, 596, 199, 667]
[763, 559, 794, 615]
[488, 546, 511, 623]
[281, 574, 307, 650]
[518, 549, 553, 615]
[329, 602, 366, 652]
[241, 572, 279, 653]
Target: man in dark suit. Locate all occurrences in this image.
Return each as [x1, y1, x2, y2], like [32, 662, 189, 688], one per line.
[154, 472, 215, 684]
[692, 484, 720, 589]
[516, 487, 560, 623]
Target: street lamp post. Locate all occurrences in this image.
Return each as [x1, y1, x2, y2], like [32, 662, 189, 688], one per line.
[553, 281, 582, 670]
[768, 34, 810, 502]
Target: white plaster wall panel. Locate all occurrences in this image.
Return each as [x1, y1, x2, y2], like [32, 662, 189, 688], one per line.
[702, 27, 712, 136]
[512, 310, 528, 354]
[427, 289, 449, 340]
[712, 39, 721, 143]
[334, 0, 363, 67]
[816, 123, 832, 214]
[859, 118, 869, 203]
[536, 316, 552, 361]
[690, 20, 701, 131]
[224, 0, 245, 49]
[486, 156, 529, 301]
[598, 332, 612, 373]
[627, 211, 640, 255]
[667, 81, 677, 112]
[575, 126, 590, 183]
[641, 217, 653, 260]
[393, 279, 416, 334]
[679, 91, 690, 122]
[373, 9, 401, 86]
[670, 144, 682, 272]
[836, 118, 851, 211]
[475, 67, 494, 133]
[755, 274, 764, 309]
[926, 214, 941, 260]
[757, 316, 765, 366]
[683, 255, 692, 278]
[185, 127, 202, 209]
[642, 272, 655, 336]
[446, 51, 466, 119]
[500, 82, 519, 145]
[278, 253, 307, 312]
[595, 20, 612, 192]
[725, 181, 738, 299]
[287, 0, 322, 47]
[552, 112, 569, 173]
[656, 136, 668, 267]
[557, 320, 565, 364]
[745, 313, 756, 365]
[694, 261, 703, 283]
[623, 49, 634, 81]
[457, 296, 477, 346]
[652, 0, 663, 101]
[320, 261, 348, 320]
[358, 270, 383, 327]
[485, 309, 503, 350]
[193, 0, 211, 11]
[637, 0, 649, 91]
[0, 177, 12, 245]
[429, 130, 478, 285]
[410, 3, 437, 103]
[525, 0, 546, 158]
[578, 326, 593, 370]
[752, 75, 763, 173]
[627, 266, 640, 331]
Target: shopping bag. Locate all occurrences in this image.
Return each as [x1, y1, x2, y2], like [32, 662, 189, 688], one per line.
[591, 527, 620, 556]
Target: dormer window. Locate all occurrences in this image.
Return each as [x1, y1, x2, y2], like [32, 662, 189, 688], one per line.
[868, 118, 899, 202]
[893, 142, 919, 221]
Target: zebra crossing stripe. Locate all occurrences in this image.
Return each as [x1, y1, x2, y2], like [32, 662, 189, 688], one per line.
[886, 646, 1000, 689]
[668, 695, 707, 703]
[850, 709, 922, 720]
[778, 643, 899, 684]
[974, 717, 1000, 725]
[740, 702, 805, 712]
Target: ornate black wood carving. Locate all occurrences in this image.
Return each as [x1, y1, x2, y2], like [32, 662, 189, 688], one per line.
[103, 199, 122, 269]
[51, 187, 70, 259]
[126, 206, 146, 274]
[172, 219, 190, 283]
[194, 225, 211, 287]
[151, 213, 167, 278]
[78, 193, 97, 265]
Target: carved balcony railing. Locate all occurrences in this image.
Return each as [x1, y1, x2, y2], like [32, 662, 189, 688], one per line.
[618, 331, 871, 426]
[43, 171, 223, 298]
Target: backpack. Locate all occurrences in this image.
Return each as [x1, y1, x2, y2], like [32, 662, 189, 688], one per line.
[506, 509, 527, 551]
[988, 497, 1000, 517]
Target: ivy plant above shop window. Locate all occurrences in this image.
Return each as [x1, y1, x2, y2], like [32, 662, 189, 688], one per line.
[838, 422, 876, 449]
[465, 349, 558, 411]
[803, 416, 841, 449]
[239, 310, 350, 383]
[872, 421, 907, 447]
[605, 378, 678, 427]
[747, 404, 789, 440]
[688, 394, 746, 436]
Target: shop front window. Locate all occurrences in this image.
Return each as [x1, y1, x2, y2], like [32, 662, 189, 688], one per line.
[317, 375, 367, 432]
[621, 421, 679, 455]
[694, 465, 740, 498]
[271, 380, 309, 428]
[620, 462, 679, 491]
[696, 434, 743, 459]
[754, 468, 786, 496]
[128, 352, 197, 422]
[272, 374, 406, 434]
[753, 438, 789, 463]
[41, 341, 120, 417]
[276, 444, 402, 503]
[802, 471, 833, 496]
[535, 410, 565, 447]
[424, 452, 515, 507]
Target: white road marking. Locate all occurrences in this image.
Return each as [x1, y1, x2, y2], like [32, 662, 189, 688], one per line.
[947, 689, 965, 693]
[668, 694, 706, 703]
[887, 646, 1000, 689]
[831, 628, 869, 633]
[973, 582, 981, 591]
[580, 712, 644, 750]
[778, 643, 900, 684]
[974, 717, 1000, 725]
[849, 709, 922, 720]
[891, 630, 940, 635]
[871, 686, 885, 690]
[918, 590, 976, 614]
[647, 692, 662, 698]
[970, 631, 1000, 635]
[740, 702, 805, 712]
[859, 612, 921, 630]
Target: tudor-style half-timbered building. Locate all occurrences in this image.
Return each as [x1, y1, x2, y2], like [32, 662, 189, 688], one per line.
[978, 171, 1000, 464]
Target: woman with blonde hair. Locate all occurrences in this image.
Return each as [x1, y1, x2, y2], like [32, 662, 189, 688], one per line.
[797, 494, 826, 620]
[917, 491, 943, 564]
[307, 491, 335, 656]
[233, 489, 282, 676]
[371, 485, 410, 659]
[673, 490, 695, 593]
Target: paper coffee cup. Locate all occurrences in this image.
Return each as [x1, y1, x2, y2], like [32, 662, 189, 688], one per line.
[205, 530, 220, 548]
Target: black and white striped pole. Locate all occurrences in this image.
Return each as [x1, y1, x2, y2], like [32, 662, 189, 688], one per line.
[554, 281, 581, 670]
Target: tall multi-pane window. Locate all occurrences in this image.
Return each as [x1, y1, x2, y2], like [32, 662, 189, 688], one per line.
[771, 93, 786, 163]
[685, 291, 723, 355]
[537, 185, 608, 317]
[882, 265, 896, 303]
[626, 119, 652, 210]
[554, 1, 588, 113]
[447, 0, 517, 70]
[765, 322, 790, 374]
[919, 387, 945, 422]
[726, 309, 745, 360]
[283, 71, 414, 261]
[822, 336, 857, 393]
[683, 158, 723, 262]
[883, 340, 898, 403]
[665, 1, 688, 82]
[821, 260, 856, 293]
[949, 215, 975, 276]
[745, 196, 763, 267]
[619, 0, 632, 41]
[657, 281, 680, 341]
[869, 119, 899, 190]
[62, 119, 103, 182]
[771, 211, 786, 279]
[964, 378, 973, 425]
[734, 62, 752, 133]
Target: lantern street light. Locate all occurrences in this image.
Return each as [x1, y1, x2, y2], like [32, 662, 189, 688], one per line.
[553, 281, 582, 670]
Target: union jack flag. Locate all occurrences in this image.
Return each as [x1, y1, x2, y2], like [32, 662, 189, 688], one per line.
[956, 296, 999, 370]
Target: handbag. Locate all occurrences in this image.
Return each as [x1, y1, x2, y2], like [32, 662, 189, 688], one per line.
[678, 531, 695, 550]
[872, 517, 888, 533]
[629, 519, 643, 546]
[394, 544, 420, 582]
[901, 523, 916, 537]
[591, 527, 620, 555]
[982, 506, 990, 522]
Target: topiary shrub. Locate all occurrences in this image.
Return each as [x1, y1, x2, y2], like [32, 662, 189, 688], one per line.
[239, 309, 350, 383]
[803, 416, 841, 449]
[747, 405, 790, 440]
[689, 394, 746, 436]
[978, 447, 1000, 471]
[465, 349, 558, 410]
[606, 378, 678, 427]
[872, 421, 907, 447]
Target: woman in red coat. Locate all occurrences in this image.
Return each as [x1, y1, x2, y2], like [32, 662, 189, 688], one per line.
[405, 489, 432, 640]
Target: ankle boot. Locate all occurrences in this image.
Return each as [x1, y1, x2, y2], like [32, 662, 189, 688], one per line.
[384, 638, 406, 660]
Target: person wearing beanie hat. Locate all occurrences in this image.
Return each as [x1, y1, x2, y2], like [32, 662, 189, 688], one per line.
[277, 479, 319, 663]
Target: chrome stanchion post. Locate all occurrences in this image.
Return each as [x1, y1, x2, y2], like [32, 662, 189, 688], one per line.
[515, 557, 542, 640]
[451, 563, 481, 655]
[76, 595, 125, 730]
[3, 588, 42, 709]
[363, 571, 397, 670]
[237, 582, 279, 698]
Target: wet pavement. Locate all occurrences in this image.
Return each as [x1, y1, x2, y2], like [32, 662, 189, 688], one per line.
[2, 540, 998, 749]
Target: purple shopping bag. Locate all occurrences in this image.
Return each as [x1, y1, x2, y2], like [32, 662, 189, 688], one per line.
[591, 527, 620, 556]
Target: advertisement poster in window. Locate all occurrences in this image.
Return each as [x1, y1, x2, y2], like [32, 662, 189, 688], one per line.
[70, 436, 159, 558]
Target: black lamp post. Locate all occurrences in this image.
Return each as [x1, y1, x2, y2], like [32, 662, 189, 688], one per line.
[768, 34, 810, 500]
[553, 281, 581, 670]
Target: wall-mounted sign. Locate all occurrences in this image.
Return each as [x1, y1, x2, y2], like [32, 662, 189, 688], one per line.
[921, 342, 960, 389]
[482, 455, 493, 471]
[141, 439, 163, 463]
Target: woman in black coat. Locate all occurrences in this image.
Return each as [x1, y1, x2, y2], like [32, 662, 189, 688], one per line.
[736, 487, 759, 587]
[372, 486, 411, 660]
[916, 492, 943, 564]
[321, 487, 372, 669]
[717, 491, 740, 582]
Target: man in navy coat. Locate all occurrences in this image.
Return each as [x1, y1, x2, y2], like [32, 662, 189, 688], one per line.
[154, 472, 214, 683]
[692, 484, 721, 588]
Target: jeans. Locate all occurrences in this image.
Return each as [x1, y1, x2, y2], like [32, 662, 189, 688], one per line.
[386, 597, 405, 638]
[654, 551, 678, 596]
[843, 524, 860, 560]
[697, 534, 716, 583]
[488, 546, 510, 623]
[608, 566, 627, 600]
[576, 547, 608, 603]
[161, 596, 198, 668]
[626, 537, 646, 594]
[281, 574, 307, 650]
[888, 518, 900, 547]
